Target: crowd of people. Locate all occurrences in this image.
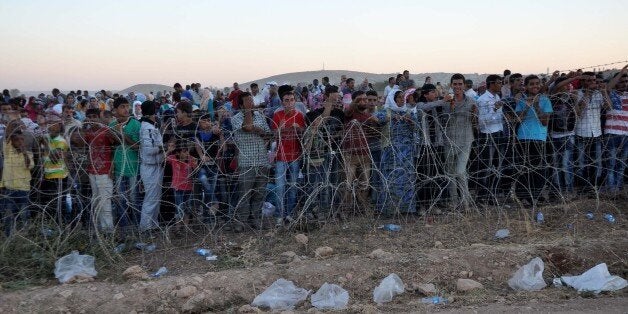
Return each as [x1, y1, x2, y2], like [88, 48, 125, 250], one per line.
[1, 65, 627, 239]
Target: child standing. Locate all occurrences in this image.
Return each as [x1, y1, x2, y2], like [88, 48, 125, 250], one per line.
[1, 121, 34, 236]
[166, 141, 197, 232]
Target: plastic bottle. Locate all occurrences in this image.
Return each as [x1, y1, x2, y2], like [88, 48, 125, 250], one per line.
[604, 213, 616, 223]
[585, 212, 594, 220]
[113, 243, 126, 254]
[195, 248, 213, 256]
[152, 267, 167, 278]
[421, 296, 448, 305]
[536, 212, 544, 224]
[379, 224, 402, 231]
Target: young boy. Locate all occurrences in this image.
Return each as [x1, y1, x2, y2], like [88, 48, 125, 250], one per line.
[40, 112, 70, 224]
[1, 121, 34, 236]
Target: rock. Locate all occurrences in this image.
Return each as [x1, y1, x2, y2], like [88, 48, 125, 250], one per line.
[59, 289, 73, 298]
[459, 271, 468, 278]
[172, 285, 198, 298]
[237, 304, 262, 313]
[192, 276, 204, 284]
[122, 265, 149, 280]
[468, 271, 474, 278]
[295, 234, 309, 245]
[416, 283, 437, 295]
[456, 278, 484, 292]
[368, 249, 392, 260]
[113, 293, 124, 300]
[434, 241, 444, 248]
[314, 246, 334, 258]
[442, 256, 449, 260]
[280, 251, 297, 263]
[182, 293, 208, 312]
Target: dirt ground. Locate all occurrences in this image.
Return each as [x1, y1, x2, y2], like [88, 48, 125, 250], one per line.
[0, 198, 626, 313]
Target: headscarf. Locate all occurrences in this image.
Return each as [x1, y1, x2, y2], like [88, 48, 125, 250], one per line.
[384, 88, 406, 113]
[132, 101, 142, 119]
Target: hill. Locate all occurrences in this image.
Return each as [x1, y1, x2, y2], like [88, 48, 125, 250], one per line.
[118, 84, 174, 96]
[240, 70, 492, 89]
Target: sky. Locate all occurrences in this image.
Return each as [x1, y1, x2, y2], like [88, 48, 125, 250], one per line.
[1, 0, 627, 92]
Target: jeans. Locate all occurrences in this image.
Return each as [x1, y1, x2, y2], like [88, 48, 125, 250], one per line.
[275, 160, 301, 218]
[551, 135, 575, 194]
[305, 159, 331, 212]
[606, 134, 628, 192]
[198, 165, 219, 206]
[576, 135, 603, 187]
[2, 189, 29, 236]
[113, 175, 138, 228]
[173, 190, 192, 220]
[89, 174, 114, 233]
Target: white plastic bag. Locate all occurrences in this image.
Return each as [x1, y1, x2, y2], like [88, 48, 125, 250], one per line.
[251, 278, 310, 310]
[54, 251, 97, 283]
[373, 273, 405, 304]
[508, 257, 547, 291]
[311, 282, 349, 310]
[561, 263, 627, 294]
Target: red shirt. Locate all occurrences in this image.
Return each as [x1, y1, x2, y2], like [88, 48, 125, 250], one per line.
[84, 127, 114, 175]
[271, 109, 306, 162]
[167, 155, 197, 191]
[228, 90, 242, 110]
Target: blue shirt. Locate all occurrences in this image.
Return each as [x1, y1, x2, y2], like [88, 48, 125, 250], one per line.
[515, 94, 553, 141]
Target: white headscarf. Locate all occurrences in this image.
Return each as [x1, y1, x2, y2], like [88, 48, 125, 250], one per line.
[132, 101, 142, 119]
[384, 88, 406, 113]
[200, 88, 212, 111]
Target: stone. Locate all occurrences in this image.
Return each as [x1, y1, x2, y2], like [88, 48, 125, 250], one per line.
[368, 249, 392, 260]
[123, 265, 149, 280]
[456, 278, 484, 292]
[59, 289, 73, 298]
[314, 246, 334, 258]
[172, 285, 198, 298]
[442, 256, 449, 260]
[182, 293, 208, 312]
[459, 271, 469, 278]
[113, 293, 124, 300]
[434, 241, 444, 248]
[280, 251, 297, 263]
[237, 304, 262, 313]
[416, 283, 437, 295]
[295, 234, 309, 245]
[468, 271, 474, 278]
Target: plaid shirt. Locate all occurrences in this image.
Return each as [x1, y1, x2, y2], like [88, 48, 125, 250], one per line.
[231, 111, 271, 167]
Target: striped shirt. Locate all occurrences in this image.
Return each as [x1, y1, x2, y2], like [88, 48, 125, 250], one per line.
[605, 91, 628, 135]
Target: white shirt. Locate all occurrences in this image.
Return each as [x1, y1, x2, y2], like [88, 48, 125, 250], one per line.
[252, 92, 265, 107]
[476, 90, 503, 134]
[465, 88, 478, 100]
[383, 85, 398, 99]
[575, 90, 603, 137]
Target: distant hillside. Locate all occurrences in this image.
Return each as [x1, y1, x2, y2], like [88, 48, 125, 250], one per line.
[118, 84, 174, 96]
[240, 70, 493, 89]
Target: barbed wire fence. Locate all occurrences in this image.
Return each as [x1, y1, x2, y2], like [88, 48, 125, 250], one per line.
[0, 75, 626, 284]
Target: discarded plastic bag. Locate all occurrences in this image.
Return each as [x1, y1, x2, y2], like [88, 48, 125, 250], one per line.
[373, 273, 405, 304]
[262, 202, 276, 217]
[54, 251, 97, 284]
[251, 278, 310, 310]
[508, 257, 547, 291]
[311, 282, 349, 310]
[561, 263, 627, 294]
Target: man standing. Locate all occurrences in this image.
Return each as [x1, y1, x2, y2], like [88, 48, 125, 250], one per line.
[271, 91, 305, 226]
[230, 92, 272, 230]
[475, 75, 505, 204]
[109, 97, 141, 227]
[228, 82, 242, 111]
[573, 72, 611, 192]
[604, 65, 628, 194]
[383, 77, 397, 100]
[138, 101, 164, 235]
[515, 75, 553, 206]
[250, 83, 265, 107]
[442, 74, 477, 209]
